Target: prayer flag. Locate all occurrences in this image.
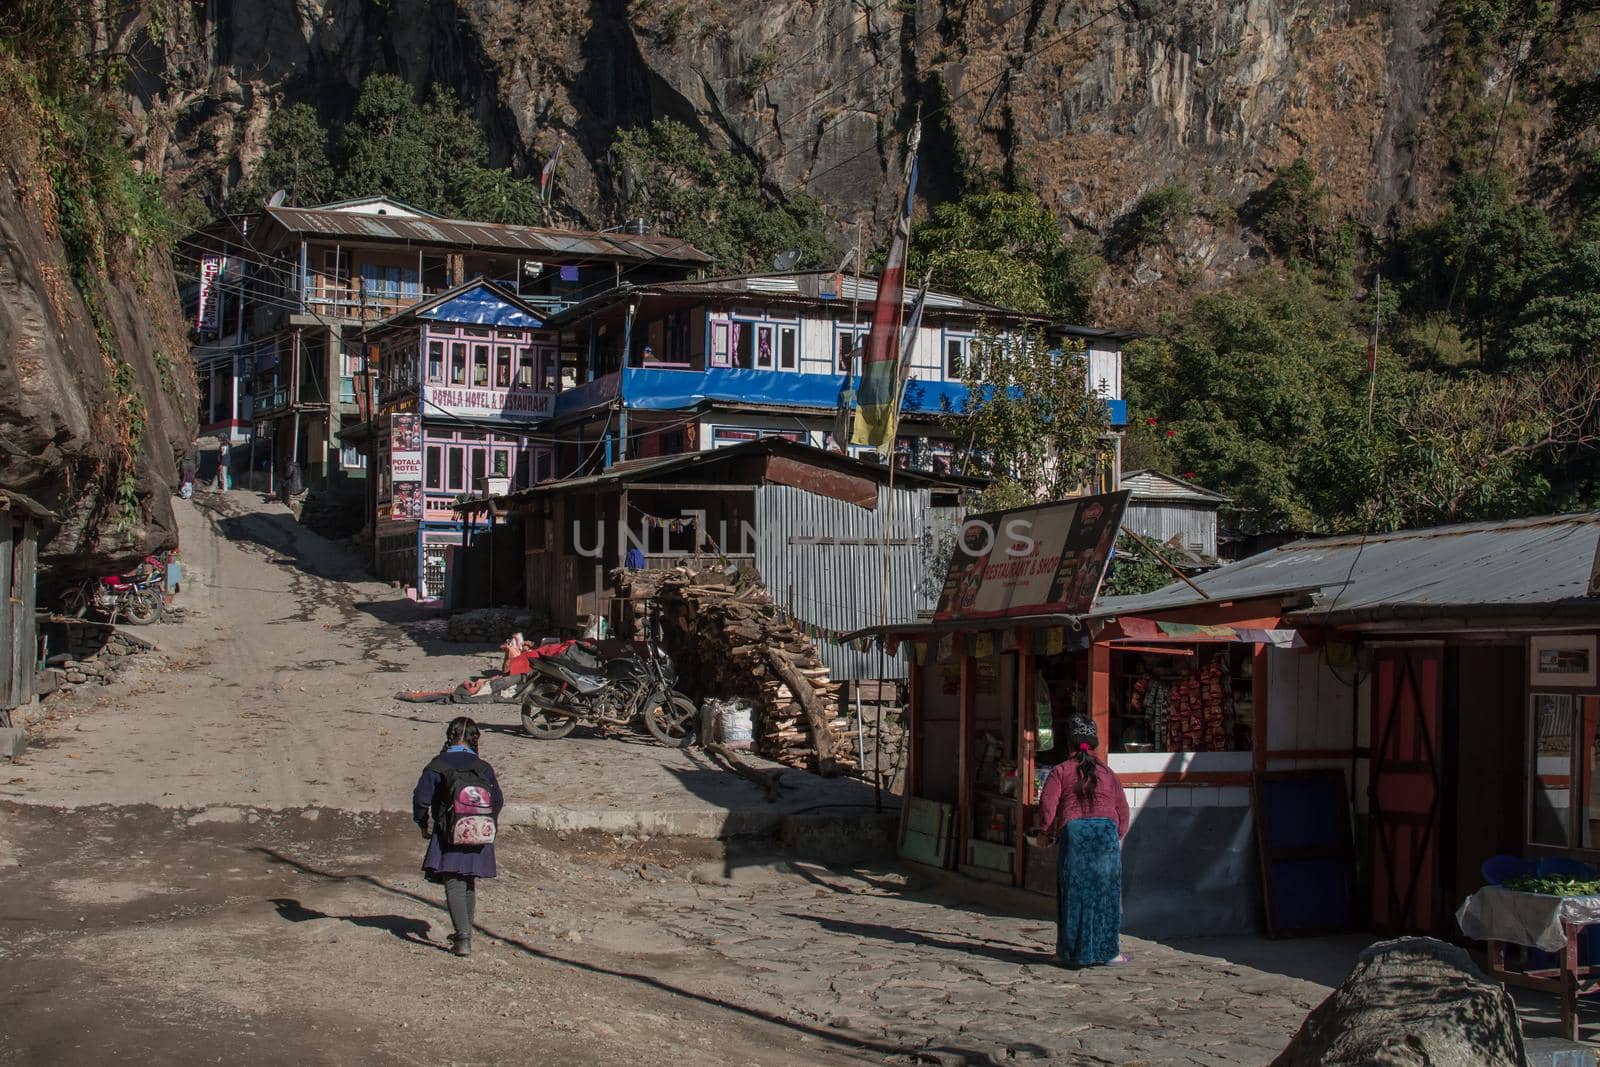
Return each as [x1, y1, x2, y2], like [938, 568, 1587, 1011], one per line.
[851, 121, 921, 452]
[540, 137, 562, 202]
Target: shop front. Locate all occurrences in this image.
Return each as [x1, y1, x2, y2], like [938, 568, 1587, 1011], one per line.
[883, 588, 1296, 937]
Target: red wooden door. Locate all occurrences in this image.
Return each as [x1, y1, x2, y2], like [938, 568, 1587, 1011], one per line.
[1369, 646, 1445, 933]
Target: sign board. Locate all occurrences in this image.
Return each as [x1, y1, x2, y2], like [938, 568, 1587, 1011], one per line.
[423, 385, 553, 422]
[933, 490, 1129, 622]
[389, 412, 422, 483]
[196, 253, 225, 332]
[389, 481, 423, 522]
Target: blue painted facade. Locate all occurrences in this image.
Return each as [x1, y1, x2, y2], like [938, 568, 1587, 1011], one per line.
[554, 366, 1127, 426]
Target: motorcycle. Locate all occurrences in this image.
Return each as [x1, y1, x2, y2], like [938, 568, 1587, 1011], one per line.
[61, 558, 166, 625]
[519, 612, 698, 747]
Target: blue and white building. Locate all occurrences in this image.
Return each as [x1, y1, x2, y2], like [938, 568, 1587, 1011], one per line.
[541, 271, 1132, 483]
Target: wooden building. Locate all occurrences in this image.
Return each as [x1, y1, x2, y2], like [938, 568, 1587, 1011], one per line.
[0, 489, 48, 726]
[873, 510, 1600, 939]
[460, 438, 976, 679]
[1120, 469, 1227, 566]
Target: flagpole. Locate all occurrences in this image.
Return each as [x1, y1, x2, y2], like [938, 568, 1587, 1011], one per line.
[1367, 273, 1381, 424]
[880, 112, 920, 630]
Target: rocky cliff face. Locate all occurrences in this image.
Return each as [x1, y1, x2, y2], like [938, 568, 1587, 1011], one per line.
[0, 136, 195, 581]
[119, 0, 1579, 322]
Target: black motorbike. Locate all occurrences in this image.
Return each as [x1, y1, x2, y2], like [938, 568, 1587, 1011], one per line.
[519, 614, 698, 747]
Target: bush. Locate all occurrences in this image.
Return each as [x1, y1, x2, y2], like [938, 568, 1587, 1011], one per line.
[1116, 182, 1195, 256]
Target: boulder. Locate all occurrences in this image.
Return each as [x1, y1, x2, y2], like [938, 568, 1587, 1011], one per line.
[1274, 937, 1528, 1067]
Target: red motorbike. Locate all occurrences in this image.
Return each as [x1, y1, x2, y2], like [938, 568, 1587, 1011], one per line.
[61, 557, 166, 625]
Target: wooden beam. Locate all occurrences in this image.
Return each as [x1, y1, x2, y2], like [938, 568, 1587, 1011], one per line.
[1089, 640, 1112, 760]
[957, 654, 974, 869]
[624, 483, 759, 492]
[1253, 644, 1270, 774]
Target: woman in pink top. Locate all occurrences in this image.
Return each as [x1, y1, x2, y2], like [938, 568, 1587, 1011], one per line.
[1032, 714, 1130, 967]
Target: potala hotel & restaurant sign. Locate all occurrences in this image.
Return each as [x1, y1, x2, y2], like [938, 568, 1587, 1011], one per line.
[423, 385, 555, 422]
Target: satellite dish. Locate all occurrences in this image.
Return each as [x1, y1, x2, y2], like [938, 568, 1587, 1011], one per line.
[267, 189, 288, 207]
[772, 249, 802, 272]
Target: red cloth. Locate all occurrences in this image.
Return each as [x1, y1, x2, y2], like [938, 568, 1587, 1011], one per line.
[1035, 758, 1130, 838]
[504, 639, 576, 677]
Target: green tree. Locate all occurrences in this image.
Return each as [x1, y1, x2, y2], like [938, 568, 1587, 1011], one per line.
[230, 103, 335, 210]
[1124, 273, 1374, 533]
[1505, 233, 1600, 369]
[1392, 172, 1559, 368]
[908, 191, 1102, 319]
[457, 165, 544, 225]
[1114, 182, 1195, 257]
[339, 75, 492, 216]
[1247, 158, 1327, 262]
[611, 118, 834, 272]
[942, 324, 1111, 510]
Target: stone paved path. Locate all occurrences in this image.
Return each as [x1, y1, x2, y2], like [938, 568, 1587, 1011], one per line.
[0, 807, 1356, 1066]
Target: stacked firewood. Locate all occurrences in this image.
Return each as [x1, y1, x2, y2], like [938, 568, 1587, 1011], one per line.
[615, 563, 855, 776]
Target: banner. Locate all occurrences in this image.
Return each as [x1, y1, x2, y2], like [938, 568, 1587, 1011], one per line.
[390, 481, 423, 522]
[390, 412, 422, 483]
[851, 120, 921, 452]
[883, 281, 929, 446]
[196, 253, 225, 332]
[423, 385, 554, 422]
[933, 490, 1131, 622]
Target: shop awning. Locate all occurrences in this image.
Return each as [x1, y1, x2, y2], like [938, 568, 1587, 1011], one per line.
[1109, 617, 1306, 647]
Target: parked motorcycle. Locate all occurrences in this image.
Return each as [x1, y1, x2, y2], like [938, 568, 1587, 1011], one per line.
[519, 614, 698, 747]
[61, 558, 166, 625]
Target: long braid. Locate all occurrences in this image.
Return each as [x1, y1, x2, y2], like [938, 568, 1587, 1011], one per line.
[1073, 743, 1100, 806]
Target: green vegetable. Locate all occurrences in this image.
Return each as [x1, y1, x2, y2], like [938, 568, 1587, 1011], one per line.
[1502, 875, 1600, 896]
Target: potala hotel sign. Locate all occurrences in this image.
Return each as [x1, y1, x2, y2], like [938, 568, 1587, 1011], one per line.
[423, 385, 554, 422]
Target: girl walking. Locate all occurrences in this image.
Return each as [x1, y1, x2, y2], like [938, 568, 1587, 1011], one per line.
[1032, 715, 1130, 967]
[412, 716, 503, 956]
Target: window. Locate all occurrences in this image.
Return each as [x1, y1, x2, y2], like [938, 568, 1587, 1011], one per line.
[427, 341, 444, 382]
[322, 249, 349, 290]
[470, 448, 487, 487]
[754, 325, 774, 369]
[711, 321, 731, 368]
[836, 327, 866, 373]
[450, 343, 467, 385]
[733, 322, 756, 369]
[517, 348, 535, 388]
[472, 345, 490, 387]
[447, 448, 465, 492]
[424, 446, 442, 489]
[339, 444, 367, 469]
[492, 449, 511, 477]
[779, 325, 797, 371]
[946, 336, 970, 379]
[1528, 693, 1600, 849]
[494, 346, 512, 388]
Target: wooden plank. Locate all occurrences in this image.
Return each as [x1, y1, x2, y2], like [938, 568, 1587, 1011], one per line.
[957, 655, 974, 870]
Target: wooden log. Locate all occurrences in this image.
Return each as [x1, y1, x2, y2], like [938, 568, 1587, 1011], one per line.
[766, 648, 840, 777]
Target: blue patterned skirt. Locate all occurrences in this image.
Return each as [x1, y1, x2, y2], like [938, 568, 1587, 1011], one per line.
[1056, 817, 1122, 966]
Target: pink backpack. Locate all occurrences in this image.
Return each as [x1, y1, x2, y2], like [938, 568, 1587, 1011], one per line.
[430, 758, 497, 846]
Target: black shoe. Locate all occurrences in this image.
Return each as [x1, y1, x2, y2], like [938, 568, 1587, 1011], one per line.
[449, 934, 472, 957]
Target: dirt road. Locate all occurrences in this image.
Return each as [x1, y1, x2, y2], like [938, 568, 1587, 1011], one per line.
[0, 491, 1354, 1064]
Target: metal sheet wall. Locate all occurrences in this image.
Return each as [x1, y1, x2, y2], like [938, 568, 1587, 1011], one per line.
[756, 483, 953, 680]
[1124, 502, 1218, 557]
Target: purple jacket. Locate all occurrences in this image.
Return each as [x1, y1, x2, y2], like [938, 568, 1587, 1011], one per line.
[412, 748, 504, 878]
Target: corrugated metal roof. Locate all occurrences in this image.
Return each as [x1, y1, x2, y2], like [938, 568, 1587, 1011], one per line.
[458, 438, 982, 509]
[258, 206, 712, 264]
[1122, 469, 1229, 504]
[543, 272, 1056, 328]
[1092, 512, 1600, 625]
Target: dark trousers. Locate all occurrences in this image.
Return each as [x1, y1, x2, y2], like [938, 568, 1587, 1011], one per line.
[442, 874, 476, 940]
